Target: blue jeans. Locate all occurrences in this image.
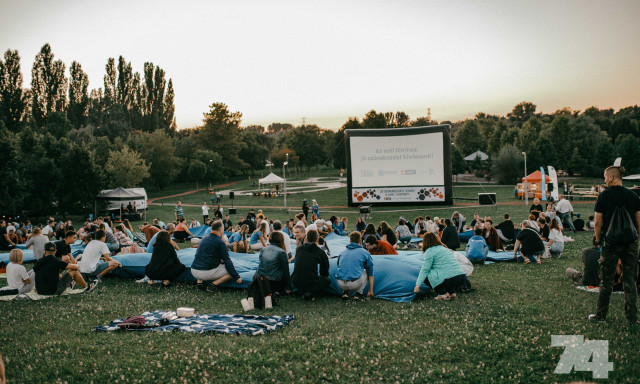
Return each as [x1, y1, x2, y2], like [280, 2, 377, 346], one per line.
[558, 212, 575, 231]
[106, 242, 120, 252]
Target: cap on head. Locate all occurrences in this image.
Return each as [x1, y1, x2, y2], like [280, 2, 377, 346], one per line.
[44, 242, 57, 252]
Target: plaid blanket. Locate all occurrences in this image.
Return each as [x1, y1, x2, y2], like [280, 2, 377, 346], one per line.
[95, 311, 296, 335]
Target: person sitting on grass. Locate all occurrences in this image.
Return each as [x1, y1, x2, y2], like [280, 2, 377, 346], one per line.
[495, 213, 516, 243]
[546, 218, 565, 258]
[99, 223, 120, 253]
[0, 220, 16, 252]
[292, 229, 331, 301]
[122, 219, 135, 241]
[255, 231, 291, 295]
[355, 217, 366, 233]
[481, 219, 503, 252]
[173, 218, 193, 243]
[114, 225, 145, 254]
[451, 211, 466, 233]
[230, 224, 250, 253]
[414, 232, 467, 300]
[362, 223, 380, 245]
[147, 223, 179, 253]
[0, 249, 35, 295]
[513, 221, 545, 264]
[145, 231, 186, 288]
[330, 216, 343, 235]
[24, 227, 48, 260]
[466, 227, 489, 265]
[536, 216, 550, 241]
[395, 219, 413, 247]
[77, 230, 122, 282]
[378, 221, 397, 247]
[566, 236, 622, 290]
[440, 218, 461, 251]
[35, 242, 98, 294]
[293, 224, 306, 251]
[249, 222, 268, 251]
[572, 213, 585, 231]
[364, 235, 398, 255]
[53, 231, 79, 263]
[413, 217, 428, 236]
[191, 220, 242, 292]
[336, 231, 374, 301]
[272, 220, 292, 258]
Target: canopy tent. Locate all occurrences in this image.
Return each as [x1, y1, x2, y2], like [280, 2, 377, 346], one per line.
[464, 150, 489, 161]
[259, 172, 284, 185]
[522, 170, 551, 183]
[96, 187, 145, 220]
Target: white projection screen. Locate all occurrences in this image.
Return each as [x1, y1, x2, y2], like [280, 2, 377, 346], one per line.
[345, 125, 453, 206]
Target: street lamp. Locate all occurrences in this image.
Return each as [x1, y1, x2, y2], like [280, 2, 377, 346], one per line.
[209, 159, 213, 189]
[283, 157, 289, 208]
[522, 152, 528, 205]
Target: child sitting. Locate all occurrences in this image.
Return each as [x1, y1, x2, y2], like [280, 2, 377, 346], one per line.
[0, 249, 35, 295]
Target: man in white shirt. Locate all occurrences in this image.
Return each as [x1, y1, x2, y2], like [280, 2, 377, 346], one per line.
[555, 195, 576, 232]
[41, 221, 56, 239]
[78, 230, 122, 280]
[202, 202, 209, 223]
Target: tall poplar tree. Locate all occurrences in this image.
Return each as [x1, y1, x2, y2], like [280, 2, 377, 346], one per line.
[0, 49, 27, 132]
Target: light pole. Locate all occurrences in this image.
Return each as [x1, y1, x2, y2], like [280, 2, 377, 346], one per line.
[209, 159, 213, 189]
[522, 152, 528, 205]
[283, 156, 289, 208]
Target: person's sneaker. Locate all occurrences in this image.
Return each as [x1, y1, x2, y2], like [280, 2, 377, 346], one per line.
[197, 283, 207, 291]
[353, 292, 364, 301]
[85, 279, 100, 293]
[588, 314, 605, 323]
[206, 284, 219, 293]
[435, 294, 450, 301]
[69, 280, 77, 290]
[341, 292, 350, 301]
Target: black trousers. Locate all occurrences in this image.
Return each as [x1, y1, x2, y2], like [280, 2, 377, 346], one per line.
[596, 242, 638, 322]
[294, 276, 331, 295]
[428, 274, 466, 295]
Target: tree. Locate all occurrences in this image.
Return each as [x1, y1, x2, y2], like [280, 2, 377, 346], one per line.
[0, 49, 27, 132]
[55, 144, 103, 216]
[411, 116, 438, 127]
[128, 130, 180, 190]
[199, 102, 247, 175]
[453, 120, 485, 156]
[507, 101, 536, 124]
[284, 125, 324, 170]
[192, 149, 225, 186]
[105, 146, 149, 187]
[487, 121, 508, 155]
[239, 129, 273, 173]
[361, 110, 387, 128]
[163, 78, 176, 133]
[188, 160, 207, 190]
[103, 58, 117, 109]
[67, 61, 89, 128]
[44, 111, 73, 138]
[31, 44, 68, 128]
[615, 134, 640, 173]
[568, 147, 587, 176]
[593, 139, 616, 174]
[517, 117, 542, 151]
[492, 145, 524, 184]
[0, 123, 23, 214]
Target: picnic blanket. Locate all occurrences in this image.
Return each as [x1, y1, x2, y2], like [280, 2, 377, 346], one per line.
[0, 287, 86, 301]
[95, 311, 296, 335]
[576, 286, 624, 294]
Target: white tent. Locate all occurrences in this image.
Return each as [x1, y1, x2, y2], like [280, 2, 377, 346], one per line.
[464, 150, 489, 161]
[259, 172, 285, 185]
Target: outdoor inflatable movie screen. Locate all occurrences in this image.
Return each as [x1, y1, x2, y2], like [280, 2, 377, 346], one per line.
[345, 125, 453, 206]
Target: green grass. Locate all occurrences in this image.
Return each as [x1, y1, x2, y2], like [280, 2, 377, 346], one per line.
[3, 180, 639, 383]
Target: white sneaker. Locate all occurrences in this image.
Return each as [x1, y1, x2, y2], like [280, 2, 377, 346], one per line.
[435, 294, 450, 300]
[86, 279, 100, 293]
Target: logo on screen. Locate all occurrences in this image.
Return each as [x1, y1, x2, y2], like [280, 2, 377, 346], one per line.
[361, 170, 374, 177]
[401, 170, 416, 175]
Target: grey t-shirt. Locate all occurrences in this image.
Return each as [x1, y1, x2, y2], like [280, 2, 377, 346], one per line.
[25, 235, 49, 260]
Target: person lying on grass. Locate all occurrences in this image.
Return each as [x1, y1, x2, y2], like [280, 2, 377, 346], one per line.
[35, 242, 98, 294]
[414, 232, 467, 300]
[192, 220, 242, 292]
[513, 221, 545, 264]
[254, 231, 291, 295]
[336, 231, 374, 301]
[77, 230, 122, 281]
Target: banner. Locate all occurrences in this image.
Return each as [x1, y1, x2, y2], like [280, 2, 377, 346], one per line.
[352, 186, 445, 203]
[548, 166, 559, 201]
[540, 167, 547, 201]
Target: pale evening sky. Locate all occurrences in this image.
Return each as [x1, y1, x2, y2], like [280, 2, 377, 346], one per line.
[0, 0, 638, 130]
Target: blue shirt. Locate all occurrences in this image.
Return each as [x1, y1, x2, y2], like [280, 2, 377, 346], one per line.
[466, 235, 488, 261]
[230, 232, 246, 244]
[334, 222, 345, 235]
[336, 243, 374, 281]
[249, 231, 263, 245]
[192, 234, 240, 280]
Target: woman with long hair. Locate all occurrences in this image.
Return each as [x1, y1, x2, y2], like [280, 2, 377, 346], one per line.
[145, 231, 186, 288]
[254, 231, 291, 294]
[378, 221, 397, 246]
[249, 222, 268, 251]
[547, 218, 565, 258]
[413, 233, 467, 300]
[362, 223, 380, 244]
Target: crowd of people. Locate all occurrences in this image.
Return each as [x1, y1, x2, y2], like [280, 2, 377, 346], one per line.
[2, 171, 639, 324]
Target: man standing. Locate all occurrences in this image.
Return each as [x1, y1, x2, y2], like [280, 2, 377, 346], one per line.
[556, 195, 576, 232]
[191, 220, 242, 292]
[292, 229, 331, 300]
[590, 166, 640, 324]
[201, 202, 209, 223]
[175, 201, 184, 221]
[336, 232, 374, 301]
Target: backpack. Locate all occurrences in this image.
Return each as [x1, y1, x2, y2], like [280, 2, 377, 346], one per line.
[247, 274, 275, 309]
[605, 205, 638, 246]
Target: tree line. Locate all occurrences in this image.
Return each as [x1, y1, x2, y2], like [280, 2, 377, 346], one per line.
[1, 43, 639, 217]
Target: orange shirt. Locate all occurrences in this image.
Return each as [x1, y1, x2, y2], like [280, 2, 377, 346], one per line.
[369, 240, 398, 255]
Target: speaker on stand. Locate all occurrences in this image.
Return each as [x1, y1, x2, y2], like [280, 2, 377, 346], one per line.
[229, 191, 235, 215]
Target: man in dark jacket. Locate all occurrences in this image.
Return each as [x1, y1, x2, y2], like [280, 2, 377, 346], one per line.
[292, 229, 330, 301]
[440, 219, 461, 250]
[191, 220, 242, 292]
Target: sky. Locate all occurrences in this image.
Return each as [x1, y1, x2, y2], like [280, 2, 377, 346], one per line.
[1, 0, 639, 130]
